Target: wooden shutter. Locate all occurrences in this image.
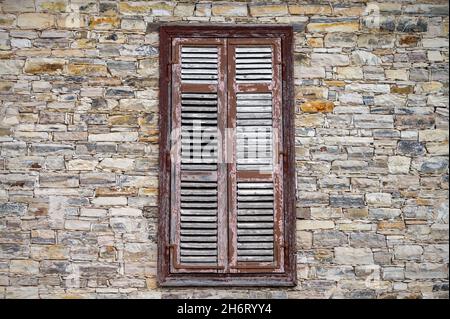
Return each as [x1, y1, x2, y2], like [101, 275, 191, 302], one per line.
[227, 39, 284, 273]
[159, 26, 295, 286]
[169, 38, 227, 273]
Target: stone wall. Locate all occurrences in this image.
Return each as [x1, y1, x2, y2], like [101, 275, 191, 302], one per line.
[0, 0, 448, 299]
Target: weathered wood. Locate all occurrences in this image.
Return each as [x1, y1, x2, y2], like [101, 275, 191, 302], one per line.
[236, 47, 272, 53]
[238, 256, 274, 262]
[159, 25, 296, 287]
[237, 242, 273, 249]
[238, 215, 274, 222]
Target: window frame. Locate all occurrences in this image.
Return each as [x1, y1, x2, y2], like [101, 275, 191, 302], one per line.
[158, 25, 296, 287]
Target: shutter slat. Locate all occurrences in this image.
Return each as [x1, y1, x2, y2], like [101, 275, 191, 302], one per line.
[181, 46, 219, 84]
[236, 182, 275, 263]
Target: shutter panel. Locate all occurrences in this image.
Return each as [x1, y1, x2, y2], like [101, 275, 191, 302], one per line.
[228, 39, 285, 273]
[170, 39, 227, 273]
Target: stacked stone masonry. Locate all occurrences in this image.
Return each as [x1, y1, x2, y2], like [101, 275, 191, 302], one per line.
[0, 0, 448, 299]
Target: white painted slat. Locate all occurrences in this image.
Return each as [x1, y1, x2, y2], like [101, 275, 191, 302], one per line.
[180, 236, 217, 242]
[236, 47, 272, 53]
[182, 47, 218, 53]
[236, 181, 275, 263]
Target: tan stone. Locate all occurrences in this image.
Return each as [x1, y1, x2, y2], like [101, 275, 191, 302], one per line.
[89, 16, 120, 30]
[297, 220, 335, 230]
[0, 14, 16, 28]
[96, 187, 138, 197]
[24, 58, 65, 75]
[334, 6, 365, 16]
[307, 37, 324, 48]
[307, 21, 359, 33]
[67, 64, 108, 76]
[295, 113, 325, 128]
[2, 0, 35, 12]
[212, 4, 248, 16]
[289, 5, 332, 15]
[295, 86, 328, 100]
[67, 159, 98, 171]
[378, 220, 406, 231]
[325, 80, 346, 87]
[300, 100, 335, 113]
[31, 245, 69, 260]
[337, 66, 363, 80]
[297, 231, 313, 249]
[386, 69, 409, 81]
[174, 4, 195, 17]
[108, 115, 138, 126]
[249, 4, 288, 17]
[139, 188, 158, 196]
[56, 13, 86, 29]
[99, 158, 135, 171]
[36, 0, 67, 12]
[345, 208, 369, 219]
[17, 13, 55, 29]
[391, 85, 414, 95]
[419, 129, 449, 142]
[399, 35, 420, 46]
[418, 82, 443, 93]
[119, 2, 152, 14]
[146, 276, 158, 289]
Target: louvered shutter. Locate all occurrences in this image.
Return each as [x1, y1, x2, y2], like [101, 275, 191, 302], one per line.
[227, 39, 285, 273]
[169, 38, 227, 273]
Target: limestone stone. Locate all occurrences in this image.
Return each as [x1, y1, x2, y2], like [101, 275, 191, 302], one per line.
[395, 245, 424, 261]
[67, 159, 98, 171]
[65, 220, 91, 231]
[386, 69, 409, 81]
[67, 63, 108, 76]
[335, 247, 374, 265]
[91, 197, 127, 206]
[10, 260, 39, 274]
[296, 66, 325, 79]
[17, 13, 55, 29]
[313, 231, 348, 248]
[249, 4, 288, 17]
[308, 20, 359, 33]
[212, 4, 247, 16]
[99, 158, 135, 171]
[337, 67, 363, 80]
[110, 208, 142, 217]
[88, 132, 138, 142]
[31, 245, 68, 260]
[358, 34, 395, 49]
[297, 220, 335, 230]
[0, 60, 24, 75]
[405, 263, 448, 279]
[351, 50, 382, 66]
[311, 53, 349, 66]
[351, 233, 386, 248]
[174, 3, 195, 16]
[366, 193, 392, 207]
[418, 82, 444, 93]
[6, 287, 39, 299]
[369, 208, 402, 220]
[289, 5, 332, 15]
[419, 129, 449, 142]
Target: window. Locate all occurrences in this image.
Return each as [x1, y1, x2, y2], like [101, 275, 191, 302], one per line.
[158, 25, 296, 287]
